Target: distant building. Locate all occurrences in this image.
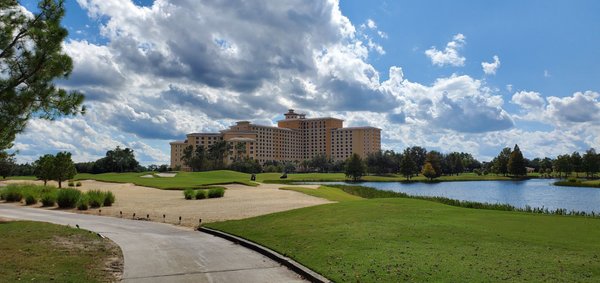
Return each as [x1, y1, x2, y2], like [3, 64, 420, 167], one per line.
[170, 109, 381, 170]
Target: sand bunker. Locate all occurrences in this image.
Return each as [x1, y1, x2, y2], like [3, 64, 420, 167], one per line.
[0, 180, 328, 227]
[155, 173, 177, 177]
[140, 175, 154, 178]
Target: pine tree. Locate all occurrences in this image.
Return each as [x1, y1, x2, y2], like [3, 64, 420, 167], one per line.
[1, 0, 85, 151]
[345, 153, 365, 182]
[508, 144, 526, 176]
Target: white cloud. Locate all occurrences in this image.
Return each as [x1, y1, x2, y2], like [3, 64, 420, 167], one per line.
[546, 91, 600, 123]
[544, 69, 551, 77]
[512, 91, 545, 110]
[366, 19, 377, 29]
[425, 33, 466, 67]
[481, 55, 500, 75]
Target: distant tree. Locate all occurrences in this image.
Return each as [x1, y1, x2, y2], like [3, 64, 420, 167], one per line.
[345, 153, 365, 182]
[229, 157, 262, 174]
[582, 148, 599, 178]
[34, 154, 54, 185]
[553, 154, 572, 179]
[492, 147, 512, 176]
[208, 141, 231, 169]
[422, 162, 437, 181]
[181, 145, 208, 172]
[540, 157, 554, 175]
[570, 151, 583, 177]
[508, 144, 526, 176]
[446, 152, 464, 176]
[309, 154, 330, 173]
[424, 151, 442, 178]
[282, 161, 296, 173]
[1, 0, 85, 151]
[399, 148, 416, 180]
[0, 152, 16, 179]
[234, 142, 246, 161]
[366, 151, 394, 175]
[51, 151, 76, 188]
[408, 146, 427, 170]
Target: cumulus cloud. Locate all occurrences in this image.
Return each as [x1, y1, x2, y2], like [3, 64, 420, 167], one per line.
[512, 91, 545, 109]
[546, 91, 600, 123]
[481, 55, 500, 75]
[425, 33, 466, 67]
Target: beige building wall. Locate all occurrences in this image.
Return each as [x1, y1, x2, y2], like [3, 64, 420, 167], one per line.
[170, 110, 381, 170]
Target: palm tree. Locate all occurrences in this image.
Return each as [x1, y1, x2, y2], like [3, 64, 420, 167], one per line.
[235, 142, 246, 161]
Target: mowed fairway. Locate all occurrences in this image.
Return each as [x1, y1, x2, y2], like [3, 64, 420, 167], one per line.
[207, 189, 600, 282]
[75, 170, 256, 188]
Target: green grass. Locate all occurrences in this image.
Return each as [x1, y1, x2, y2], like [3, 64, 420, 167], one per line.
[3, 176, 38, 180]
[207, 196, 600, 282]
[75, 170, 257, 189]
[279, 186, 363, 202]
[555, 180, 600, 188]
[258, 172, 527, 184]
[0, 221, 122, 282]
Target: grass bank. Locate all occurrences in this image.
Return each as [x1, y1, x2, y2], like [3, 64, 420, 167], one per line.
[207, 195, 600, 282]
[554, 180, 600, 188]
[279, 186, 362, 202]
[259, 172, 532, 184]
[0, 220, 122, 282]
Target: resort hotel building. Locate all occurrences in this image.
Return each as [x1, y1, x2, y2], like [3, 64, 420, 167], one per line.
[170, 109, 381, 170]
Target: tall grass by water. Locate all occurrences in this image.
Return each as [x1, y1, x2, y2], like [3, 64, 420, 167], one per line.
[330, 184, 600, 217]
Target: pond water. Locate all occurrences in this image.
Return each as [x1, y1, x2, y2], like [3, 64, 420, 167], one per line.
[296, 179, 600, 213]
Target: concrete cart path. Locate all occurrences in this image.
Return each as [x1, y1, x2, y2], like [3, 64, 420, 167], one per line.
[0, 204, 307, 283]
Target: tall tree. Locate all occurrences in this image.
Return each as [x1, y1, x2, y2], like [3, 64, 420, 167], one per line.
[234, 142, 246, 161]
[424, 151, 442, 178]
[421, 162, 437, 181]
[345, 153, 365, 182]
[0, 151, 16, 178]
[96, 146, 139, 173]
[34, 154, 54, 185]
[399, 148, 416, 180]
[208, 141, 231, 169]
[408, 146, 427, 170]
[582, 148, 599, 178]
[1, 0, 85, 151]
[570, 151, 583, 177]
[553, 154, 572, 179]
[51, 151, 76, 188]
[492, 147, 512, 176]
[508, 144, 527, 176]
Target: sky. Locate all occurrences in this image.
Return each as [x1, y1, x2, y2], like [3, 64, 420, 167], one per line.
[12, 0, 600, 165]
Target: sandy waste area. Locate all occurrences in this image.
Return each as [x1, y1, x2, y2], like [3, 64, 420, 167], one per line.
[1, 180, 330, 227]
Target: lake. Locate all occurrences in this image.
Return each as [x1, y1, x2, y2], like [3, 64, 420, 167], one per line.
[296, 179, 600, 213]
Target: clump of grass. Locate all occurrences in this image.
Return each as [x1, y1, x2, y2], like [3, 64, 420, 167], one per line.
[75, 181, 82, 187]
[68, 181, 75, 187]
[195, 190, 207, 199]
[183, 188, 195, 200]
[207, 188, 225, 198]
[40, 193, 56, 207]
[57, 189, 81, 209]
[86, 190, 105, 208]
[24, 194, 37, 205]
[77, 194, 89, 210]
[2, 186, 23, 202]
[103, 191, 115, 206]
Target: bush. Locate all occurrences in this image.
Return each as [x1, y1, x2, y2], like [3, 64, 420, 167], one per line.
[2, 187, 23, 202]
[103, 191, 115, 206]
[87, 190, 105, 208]
[25, 194, 37, 205]
[68, 181, 75, 187]
[75, 181, 82, 187]
[207, 188, 225, 198]
[195, 190, 207, 199]
[77, 195, 89, 210]
[568, 177, 577, 183]
[40, 193, 56, 207]
[57, 188, 81, 208]
[183, 188, 195, 200]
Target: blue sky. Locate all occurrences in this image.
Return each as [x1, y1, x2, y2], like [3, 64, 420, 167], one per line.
[12, 0, 600, 164]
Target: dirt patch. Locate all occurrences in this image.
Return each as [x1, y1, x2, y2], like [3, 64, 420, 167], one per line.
[0, 217, 13, 223]
[2, 180, 328, 227]
[49, 232, 123, 282]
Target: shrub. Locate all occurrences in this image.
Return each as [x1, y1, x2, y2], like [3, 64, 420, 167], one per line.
[68, 181, 75, 187]
[57, 188, 81, 208]
[195, 190, 207, 199]
[207, 188, 225, 198]
[40, 193, 56, 207]
[103, 191, 115, 206]
[2, 187, 23, 202]
[77, 195, 89, 210]
[568, 178, 577, 183]
[183, 188, 195, 200]
[87, 190, 105, 208]
[75, 181, 82, 187]
[25, 194, 37, 205]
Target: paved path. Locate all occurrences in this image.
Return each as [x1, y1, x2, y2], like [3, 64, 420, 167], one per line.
[0, 204, 307, 283]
